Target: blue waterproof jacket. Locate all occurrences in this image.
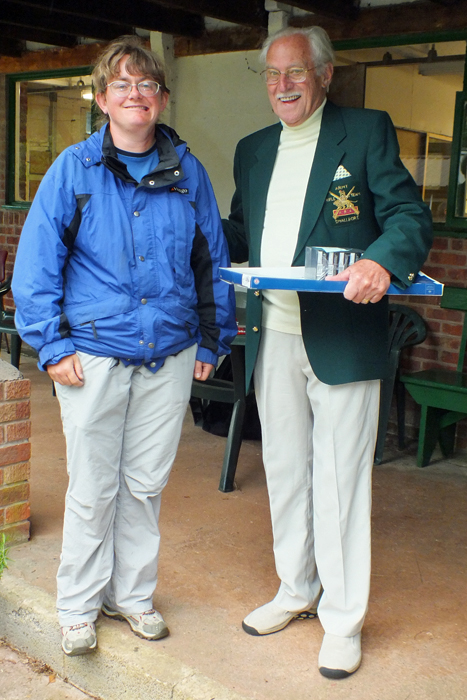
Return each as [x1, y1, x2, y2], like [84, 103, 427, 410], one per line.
[13, 124, 237, 370]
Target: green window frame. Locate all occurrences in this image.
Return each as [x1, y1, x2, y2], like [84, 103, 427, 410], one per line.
[6, 66, 94, 209]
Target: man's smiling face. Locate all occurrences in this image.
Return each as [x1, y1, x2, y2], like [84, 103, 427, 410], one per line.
[265, 34, 333, 127]
[96, 56, 168, 143]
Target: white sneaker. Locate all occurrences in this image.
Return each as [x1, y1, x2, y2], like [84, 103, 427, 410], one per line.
[102, 605, 169, 640]
[318, 632, 362, 679]
[61, 622, 97, 656]
[242, 600, 318, 636]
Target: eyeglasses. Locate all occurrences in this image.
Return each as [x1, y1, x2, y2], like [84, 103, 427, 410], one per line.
[260, 67, 315, 85]
[107, 80, 162, 97]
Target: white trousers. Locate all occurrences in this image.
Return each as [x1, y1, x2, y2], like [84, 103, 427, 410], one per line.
[55, 347, 196, 626]
[254, 328, 380, 637]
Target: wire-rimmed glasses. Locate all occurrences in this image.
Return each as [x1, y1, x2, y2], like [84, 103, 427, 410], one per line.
[107, 80, 162, 97]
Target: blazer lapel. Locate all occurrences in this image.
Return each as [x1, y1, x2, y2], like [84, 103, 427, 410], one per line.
[293, 101, 347, 264]
[248, 125, 282, 266]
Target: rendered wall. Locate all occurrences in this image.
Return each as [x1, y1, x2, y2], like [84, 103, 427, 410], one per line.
[365, 64, 462, 137]
[172, 50, 277, 217]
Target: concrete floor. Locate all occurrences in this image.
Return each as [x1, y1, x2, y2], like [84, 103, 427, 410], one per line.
[4, 353, 467, 700]
[0, 641, 96, 700]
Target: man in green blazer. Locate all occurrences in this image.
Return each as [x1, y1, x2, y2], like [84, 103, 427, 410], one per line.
[222, 26, 432, 679]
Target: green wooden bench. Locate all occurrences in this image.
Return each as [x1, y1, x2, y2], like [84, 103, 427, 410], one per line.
[401, 286, 467, 467]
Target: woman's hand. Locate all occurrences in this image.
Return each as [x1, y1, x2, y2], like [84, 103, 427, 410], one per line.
[46, 354, 84, 386]
[193, 360, 214, 382]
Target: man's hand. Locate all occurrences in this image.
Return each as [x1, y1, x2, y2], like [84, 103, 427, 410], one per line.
[46, 354, 84, 386]
[193, 360, 214, 382]
[327, 259, 391, 304]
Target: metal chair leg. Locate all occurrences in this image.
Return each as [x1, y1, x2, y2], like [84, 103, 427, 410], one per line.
[218, 398, 246, 493]
[374, 375, 394, 465]
[10, 334, 22, 369]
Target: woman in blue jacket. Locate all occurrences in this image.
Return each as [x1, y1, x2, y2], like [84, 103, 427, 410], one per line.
[12, 35, 236, 657]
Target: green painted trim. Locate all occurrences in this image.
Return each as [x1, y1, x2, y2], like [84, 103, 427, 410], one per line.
[6, 66, 94, 206]
[433, 224, 467, 238]
[6, 75, 15, 206]
[445, 92, 465, 222]
[1, 204, 31, 211]
[445, 92, 467, 233]
[6, 66, 93, 81]
[333, 31, 467, 51]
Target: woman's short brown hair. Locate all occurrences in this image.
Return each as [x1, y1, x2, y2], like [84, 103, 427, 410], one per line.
[92, 35, 169, 96]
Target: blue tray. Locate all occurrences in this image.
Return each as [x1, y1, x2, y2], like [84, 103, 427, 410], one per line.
[220, 267, 443, 296]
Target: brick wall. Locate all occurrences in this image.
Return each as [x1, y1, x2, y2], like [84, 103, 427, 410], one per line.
[0, 363, 31, 546]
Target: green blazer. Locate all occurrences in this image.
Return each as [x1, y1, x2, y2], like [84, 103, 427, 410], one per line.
[223, 101, 433, 389]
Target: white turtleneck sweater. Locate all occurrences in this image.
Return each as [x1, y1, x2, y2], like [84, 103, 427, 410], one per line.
[260, 99, 325, 334]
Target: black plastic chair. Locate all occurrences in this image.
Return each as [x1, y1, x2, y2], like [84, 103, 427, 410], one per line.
[374, 303, 427, 464]
[191, 337, 248, 492]
[191, 294, 251, 492]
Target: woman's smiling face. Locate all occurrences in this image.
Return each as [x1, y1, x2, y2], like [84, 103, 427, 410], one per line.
[96, 56, 168, 147]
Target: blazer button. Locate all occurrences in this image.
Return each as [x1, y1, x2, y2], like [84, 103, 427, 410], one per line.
[408, 272, 415, 281]
[254, 290, 260, 297]
[252, 326, 259, 332]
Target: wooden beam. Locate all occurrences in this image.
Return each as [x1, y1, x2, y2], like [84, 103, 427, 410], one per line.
[285, 0, 358, 21]
[147, 0, 268, 28]
[3, 1, 133, 41]
[7, 0, 204, 39]
[289, 0, 467, 42]
[0, 37, 24, 57]
[0, 22, 78, 48]
[0, 42, 104, 73]
[174, 27, 267, 56]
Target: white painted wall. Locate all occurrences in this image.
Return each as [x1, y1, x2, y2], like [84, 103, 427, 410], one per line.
[171, 51, 277, 217]
[365, 64, 462, 137]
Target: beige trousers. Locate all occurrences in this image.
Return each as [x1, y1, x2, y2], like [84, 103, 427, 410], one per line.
[55, 347, 196, 626]
[254, 328, 380, 637]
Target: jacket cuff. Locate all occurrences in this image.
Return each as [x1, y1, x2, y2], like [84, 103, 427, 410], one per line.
[38, 339, 76, 372]
[195, 346, 219, 366]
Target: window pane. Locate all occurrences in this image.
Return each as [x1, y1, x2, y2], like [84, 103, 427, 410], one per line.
[334, 41, 465, 223]
[14, 76, 93, 203]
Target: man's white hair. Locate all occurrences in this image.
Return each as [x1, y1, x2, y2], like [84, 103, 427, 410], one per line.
[260, 26, 335, 78]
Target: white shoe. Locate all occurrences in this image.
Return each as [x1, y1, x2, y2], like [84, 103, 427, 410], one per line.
[61, 622, 97, 656]
[242, 600, 317, 636]
[318, 632, 362, 679]
[102, 605, 169, 640]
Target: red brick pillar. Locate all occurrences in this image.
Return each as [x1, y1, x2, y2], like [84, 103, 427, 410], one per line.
[0, 364, 31, 545]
